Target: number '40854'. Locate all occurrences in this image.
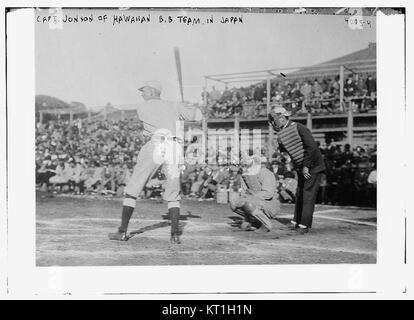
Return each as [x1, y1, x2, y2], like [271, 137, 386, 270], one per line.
[344, 17, 372, 29]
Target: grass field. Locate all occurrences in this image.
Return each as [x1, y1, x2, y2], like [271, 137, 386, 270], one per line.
[36, 192, 377, 266]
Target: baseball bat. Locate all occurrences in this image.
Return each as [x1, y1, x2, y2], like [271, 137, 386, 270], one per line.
[174, 47, 184, 102]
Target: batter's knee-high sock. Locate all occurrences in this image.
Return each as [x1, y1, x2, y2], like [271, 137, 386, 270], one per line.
[119, 196, 136, 233]
[169, 207, 180, 235]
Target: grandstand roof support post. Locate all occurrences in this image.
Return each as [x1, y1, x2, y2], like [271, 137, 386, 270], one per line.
[339, 65, 344, 112]
[203, 77, 208, 107]
[347, 100, 354, 148]
[202, 118, 208, 165]
[88, 111, 91, 123]
[266, 75, 274, 161]
[39, 111, 43, 124]
[234, 115, 240, 164]
[69, 111, 73, 125]
[104, 107, 107, 121]
[266, 75, 271, 114]
[307, 112, 312, 131]
[121, 110, 125, 121]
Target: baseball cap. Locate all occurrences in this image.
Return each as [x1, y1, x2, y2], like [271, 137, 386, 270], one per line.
[138, 80, 162, 93]
[272, 106, 291, 117]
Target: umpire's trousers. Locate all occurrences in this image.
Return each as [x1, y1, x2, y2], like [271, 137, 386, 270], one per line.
[294, 171, 322, 228]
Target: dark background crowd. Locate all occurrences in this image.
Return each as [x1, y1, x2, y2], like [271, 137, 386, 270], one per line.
[178, 141, 376, 208]
[205, 73, 377, 119]
[36, 118, 147, 196]
[36, 117, 376, 208]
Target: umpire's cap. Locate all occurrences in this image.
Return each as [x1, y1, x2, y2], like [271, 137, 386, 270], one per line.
[138, 80, 162, 93]
[272, 106, 291, 117]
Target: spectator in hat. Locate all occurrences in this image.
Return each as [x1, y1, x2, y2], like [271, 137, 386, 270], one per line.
[84, 161, 102, 193]
[68, 159, 85, 194]
[49, 159, 71, 191]
[209, 86, 221, 102]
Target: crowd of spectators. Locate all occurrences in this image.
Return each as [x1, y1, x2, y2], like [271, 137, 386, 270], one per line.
[205, 73, 377, 119]
[36, 118, 376, 208]
[318, 140, 377, 208]
[36, 118, 147, 196]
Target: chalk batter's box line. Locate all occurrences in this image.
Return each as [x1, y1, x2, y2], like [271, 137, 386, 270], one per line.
[37, 211, 377, 227]
[278, 209, 377, 227]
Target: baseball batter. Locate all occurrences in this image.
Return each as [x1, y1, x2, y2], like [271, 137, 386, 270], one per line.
[108, 80, 203, 243]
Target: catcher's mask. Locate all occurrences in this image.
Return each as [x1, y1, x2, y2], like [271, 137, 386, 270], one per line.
[269, 105, 291, 132]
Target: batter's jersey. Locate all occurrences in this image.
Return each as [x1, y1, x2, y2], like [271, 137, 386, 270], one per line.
[137, 98, 203, 138]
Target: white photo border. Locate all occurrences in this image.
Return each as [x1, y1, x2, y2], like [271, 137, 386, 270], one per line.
[3, 2, 409, 298]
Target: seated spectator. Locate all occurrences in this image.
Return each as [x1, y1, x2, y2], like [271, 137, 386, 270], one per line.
[365, 74, 376, 96]
[320, 91, 334, 114]
[116, 163, 132, 197]
[253, 83, 266, 102]
[220, 87, 233, 103]
[145, 167, 166, 199]
[190, 168, 206, 197]
[344, 76, 356, 97]
[49, 159, 72, 192]
[36, 156, 56, 191]
[84, 161, 103, 193]
[300, 81, 312, 99]
[67, 159, 85, 194]
[312, 79, 323, 98]
[98, 161, 116, 195]
[209, 86, 221, 102]
[79, 160, 93, 193]
[197, 166, 218, 200]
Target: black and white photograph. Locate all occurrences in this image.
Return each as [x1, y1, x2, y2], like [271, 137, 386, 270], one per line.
[34, 7, 380, 266]
[2, 3, 411, 298]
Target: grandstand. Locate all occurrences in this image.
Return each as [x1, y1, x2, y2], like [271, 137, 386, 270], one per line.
[35, 43, 376, 162]
[202, 43, 377, 158]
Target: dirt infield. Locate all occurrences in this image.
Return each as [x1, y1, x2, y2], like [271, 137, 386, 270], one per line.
[36, 193, 376, 266]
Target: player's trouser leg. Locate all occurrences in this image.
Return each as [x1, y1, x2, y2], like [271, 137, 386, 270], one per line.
[293, 173, 304, 225]
[162, 140, 183, 243]
[229, 198, 248, 218]
[163, 160, 182, 243]
[242, 201, 273, 230]
[300, 173, 322, 228]
[118, 142, 159, 233]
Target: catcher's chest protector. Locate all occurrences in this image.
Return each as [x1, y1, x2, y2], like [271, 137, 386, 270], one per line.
[277, 122, 304, 167]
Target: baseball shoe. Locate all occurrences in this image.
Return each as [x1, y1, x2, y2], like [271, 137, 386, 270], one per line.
[254, 225, 271, 233]
[251, 209, 273, 231]
[288, 220, 299, 230]
[240, 221, 256, 231]
[108, 230, 128, 241]
[296, 225, 310, 234]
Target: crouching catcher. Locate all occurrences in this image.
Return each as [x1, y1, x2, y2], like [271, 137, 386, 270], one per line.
[230, 156, 280, 232]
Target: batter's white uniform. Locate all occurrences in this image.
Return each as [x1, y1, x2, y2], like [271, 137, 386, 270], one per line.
[124, 98, 203, 208]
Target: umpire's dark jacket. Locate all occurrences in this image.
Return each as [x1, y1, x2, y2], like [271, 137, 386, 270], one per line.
[278, 120, 326, 228]
[295, 122, 326, 174]
[278, 121, 325, 173]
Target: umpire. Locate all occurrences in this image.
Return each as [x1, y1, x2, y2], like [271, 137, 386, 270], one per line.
[269, 106, 325, 233]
